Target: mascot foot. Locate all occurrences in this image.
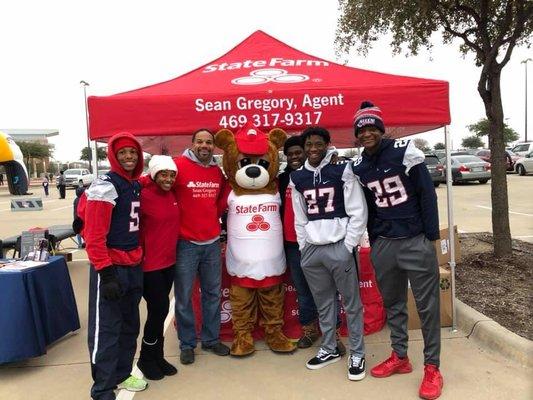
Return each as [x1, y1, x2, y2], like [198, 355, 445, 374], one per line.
[265, 328, 297, 354]
[230, 331, 255, 357]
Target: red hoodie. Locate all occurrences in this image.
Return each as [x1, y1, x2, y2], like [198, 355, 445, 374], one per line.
[84, 133, 144, 270]
[173, 151, 227, 242]
[139, 175, 180, 272]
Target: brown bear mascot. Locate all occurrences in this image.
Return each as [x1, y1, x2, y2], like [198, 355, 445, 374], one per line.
[215, 122, 297, 357]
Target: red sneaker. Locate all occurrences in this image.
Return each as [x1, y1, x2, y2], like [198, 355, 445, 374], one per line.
[419, 364, 443, 400]
[370, 351, 413, 378]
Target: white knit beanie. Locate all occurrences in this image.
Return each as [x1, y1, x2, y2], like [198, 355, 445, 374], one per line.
[148, 155, 177, 179]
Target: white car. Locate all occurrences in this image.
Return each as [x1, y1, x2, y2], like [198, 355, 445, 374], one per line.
[514, 151, 533, 176]
[63, 168, 95, 187]
[511, 142, 533, 157]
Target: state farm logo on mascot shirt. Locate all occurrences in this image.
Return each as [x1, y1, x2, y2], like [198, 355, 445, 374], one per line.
[246, 214, 270, 232]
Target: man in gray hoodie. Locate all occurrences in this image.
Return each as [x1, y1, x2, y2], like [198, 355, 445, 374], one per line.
[172, 129, 230, 365]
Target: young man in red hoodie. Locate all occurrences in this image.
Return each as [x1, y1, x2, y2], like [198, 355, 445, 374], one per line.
[173, 128, 230, 364]
[85, 132, 147, 400]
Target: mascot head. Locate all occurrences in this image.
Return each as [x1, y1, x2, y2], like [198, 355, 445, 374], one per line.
[215, 123, 286, 196]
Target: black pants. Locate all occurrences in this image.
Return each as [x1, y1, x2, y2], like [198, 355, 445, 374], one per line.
[88, 264, 143, 400]
[142, 265, 174, 342]
[58, 184, 66, 199]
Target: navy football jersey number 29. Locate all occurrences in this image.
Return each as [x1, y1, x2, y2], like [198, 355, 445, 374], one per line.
[367, 176, 408, 208]
[303, 187, 336, 214]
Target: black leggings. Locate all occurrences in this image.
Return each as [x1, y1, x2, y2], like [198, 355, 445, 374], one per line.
[142, 265, 174, 342]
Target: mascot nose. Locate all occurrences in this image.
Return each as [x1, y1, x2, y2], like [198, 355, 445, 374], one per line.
[246, 166, 261, 178]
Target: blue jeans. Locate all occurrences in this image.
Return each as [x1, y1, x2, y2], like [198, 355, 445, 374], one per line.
[174, 239, 222, 350]
[285, 241, 342, 328]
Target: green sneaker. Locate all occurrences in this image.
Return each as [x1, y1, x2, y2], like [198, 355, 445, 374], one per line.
[118, 375, 148, 392]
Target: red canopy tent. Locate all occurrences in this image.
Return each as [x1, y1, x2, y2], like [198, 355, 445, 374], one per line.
[87, 30, 459, 330]
[88, 30, 450, 155]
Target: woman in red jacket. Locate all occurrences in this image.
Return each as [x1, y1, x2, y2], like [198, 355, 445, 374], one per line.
[137, 155, 180, 380]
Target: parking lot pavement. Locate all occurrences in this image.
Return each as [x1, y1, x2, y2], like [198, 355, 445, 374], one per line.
[1, 178, 532, 399]
[435, 174, 533, 243]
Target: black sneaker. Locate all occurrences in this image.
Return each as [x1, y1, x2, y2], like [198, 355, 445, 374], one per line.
[306, 348, 341, 370]
[348, 355, 366, 381]
[180, 349, 195, 365]
[201, 342, 230, 356]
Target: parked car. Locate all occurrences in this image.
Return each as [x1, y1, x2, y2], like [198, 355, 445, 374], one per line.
[63, 168, 95, 188]
[514, 151, 533, 176]
[424, 154, 446, 187]
[511, 142, 533, 157]
[447, 155, 491, 184]
[475, 149, 520, 171]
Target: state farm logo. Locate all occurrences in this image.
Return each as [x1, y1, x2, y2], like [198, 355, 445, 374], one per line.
[220, 300, 232, 323]
[232, 68, 309, 86]
[186, 181, 220, 188]
[246, 214, 270, 231]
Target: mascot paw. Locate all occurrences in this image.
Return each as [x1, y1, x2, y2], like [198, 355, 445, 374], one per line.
[230, 331, 255, 357]
[265, 328, 297, 354]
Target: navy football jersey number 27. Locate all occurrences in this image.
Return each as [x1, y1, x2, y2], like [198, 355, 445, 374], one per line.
[367, 176, 408, 208]
[303, 187, 336, 214]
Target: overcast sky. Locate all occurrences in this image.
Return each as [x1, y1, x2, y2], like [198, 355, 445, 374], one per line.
[1, 1, 531, 161]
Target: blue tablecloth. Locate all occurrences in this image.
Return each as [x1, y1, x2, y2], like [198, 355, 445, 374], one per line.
[0, 256, 80, 363]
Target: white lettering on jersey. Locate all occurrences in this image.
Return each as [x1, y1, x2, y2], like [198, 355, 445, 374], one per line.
[303, 187, 336, 214]
[129, 201, 140, 231]
[367, 176, 407, 207]
[394, 139, 409, 148]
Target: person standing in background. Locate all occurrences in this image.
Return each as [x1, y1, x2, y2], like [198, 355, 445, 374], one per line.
[42, 175, 49, 196]
[57, 170, 66, 199]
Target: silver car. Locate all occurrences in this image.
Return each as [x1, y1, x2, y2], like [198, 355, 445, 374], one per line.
[449, 155, 491, 184]
[514, 151, 533, 176]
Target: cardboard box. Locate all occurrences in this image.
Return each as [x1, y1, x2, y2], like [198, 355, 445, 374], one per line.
[407, 266, 452, 330]
[435, 226, 461, 266]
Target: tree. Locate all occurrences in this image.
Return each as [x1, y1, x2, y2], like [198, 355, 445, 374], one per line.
[336, 1, 532, 257]
[467, 118, 519, 144]
[434, 142, 445, 150]
[462, 135, 484, 149]
[15, 141, 54, 176]
[413, 138, 431, 153]
[80, 146, 107, 161]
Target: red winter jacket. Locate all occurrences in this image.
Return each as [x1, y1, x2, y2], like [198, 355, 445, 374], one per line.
[139, 175, 180, 272]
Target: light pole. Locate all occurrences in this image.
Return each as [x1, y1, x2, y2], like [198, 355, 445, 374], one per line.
[80, 80, 92, 173]
[521, 58, 532, 142]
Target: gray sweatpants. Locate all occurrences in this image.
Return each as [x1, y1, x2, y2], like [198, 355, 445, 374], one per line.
[300, 240, 365, 357]
[370, 234, 441, 366]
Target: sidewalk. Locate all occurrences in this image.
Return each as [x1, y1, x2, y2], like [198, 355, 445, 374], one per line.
[0, 253, 531, 400]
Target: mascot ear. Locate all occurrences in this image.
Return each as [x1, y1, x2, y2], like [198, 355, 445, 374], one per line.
[268, 128, 287, 150]
[215, 129, 236, 151]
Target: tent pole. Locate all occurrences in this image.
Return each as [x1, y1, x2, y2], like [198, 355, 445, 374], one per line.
[444, 125, 457, 332]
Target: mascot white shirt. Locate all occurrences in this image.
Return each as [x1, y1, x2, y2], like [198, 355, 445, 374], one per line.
[226, 191, 285, 280]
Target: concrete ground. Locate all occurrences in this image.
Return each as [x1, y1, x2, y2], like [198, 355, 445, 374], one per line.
[0, 175, 532, 399]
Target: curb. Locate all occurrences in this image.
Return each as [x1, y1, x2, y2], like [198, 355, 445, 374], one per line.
[455, 299, 533, 367]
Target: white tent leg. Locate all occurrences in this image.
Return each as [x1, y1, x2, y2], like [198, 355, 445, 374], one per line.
[444, 125, 457, 332]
